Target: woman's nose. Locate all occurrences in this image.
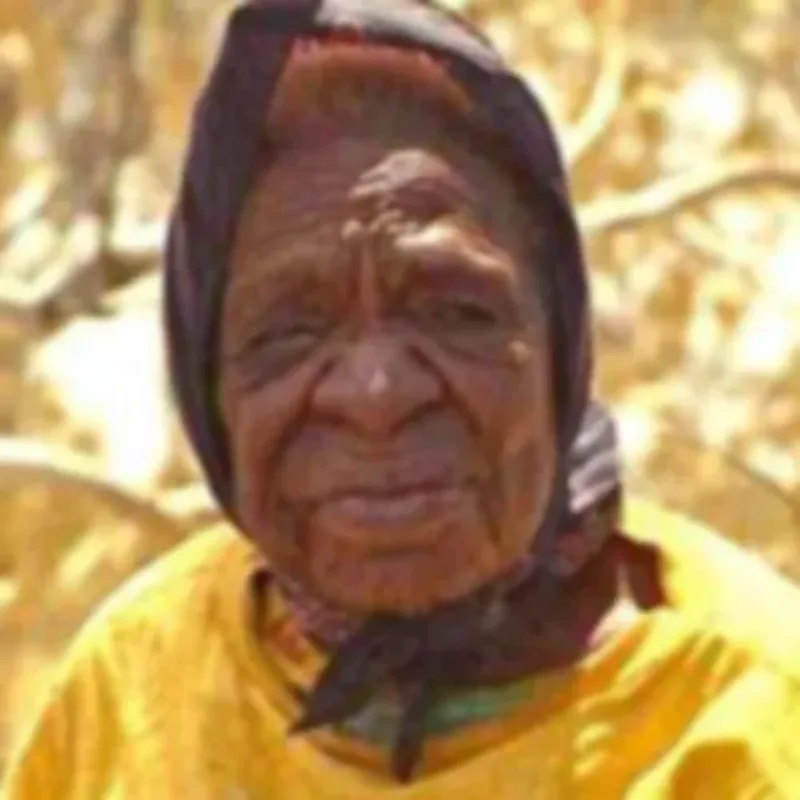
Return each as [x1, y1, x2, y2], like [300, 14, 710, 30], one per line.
[311, 336, 442, 437]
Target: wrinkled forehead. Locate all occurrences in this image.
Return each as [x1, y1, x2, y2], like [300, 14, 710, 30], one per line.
[238, 140, 473, 243]
[229, 38, 538, 274]
[230, 135, 533, 286]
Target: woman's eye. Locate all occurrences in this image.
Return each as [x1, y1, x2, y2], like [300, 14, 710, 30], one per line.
[432, 299, 499, 327]
[268, 323, 321, 343]
[232, 318, 328, 387]
[241, 318, 327, 360]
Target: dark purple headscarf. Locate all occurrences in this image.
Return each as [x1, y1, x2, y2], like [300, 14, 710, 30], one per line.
[163, 0, 621, 780]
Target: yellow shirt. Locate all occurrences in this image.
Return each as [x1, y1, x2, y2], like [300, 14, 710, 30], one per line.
[3, 498, 800, 799]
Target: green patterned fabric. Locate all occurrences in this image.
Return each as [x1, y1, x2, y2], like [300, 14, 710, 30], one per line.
[339, 680, 538, 746]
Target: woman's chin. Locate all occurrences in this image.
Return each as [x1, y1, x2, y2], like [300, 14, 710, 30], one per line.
[306, 533, 507, 615]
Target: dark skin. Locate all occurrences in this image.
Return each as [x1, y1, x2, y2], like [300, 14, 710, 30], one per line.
[220, 136, 557, 616]
[217, 57, 665, 778]
[219, 92, 664, 700]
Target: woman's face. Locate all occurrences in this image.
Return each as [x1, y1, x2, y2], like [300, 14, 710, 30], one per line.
[220, 137, 556, 614]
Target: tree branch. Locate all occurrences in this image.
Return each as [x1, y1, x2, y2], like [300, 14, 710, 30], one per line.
[675, 215, 764, 268]
[0, 436, 188, 542]
[564, 0, 630, 166]
[578, 154, 800, 236]
[96, 0, 147, 263]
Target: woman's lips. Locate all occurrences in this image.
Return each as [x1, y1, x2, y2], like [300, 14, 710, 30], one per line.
[307, 484, 471, 553]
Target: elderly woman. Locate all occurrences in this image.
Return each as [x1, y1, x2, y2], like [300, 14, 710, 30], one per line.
[4, 2, 800, 797]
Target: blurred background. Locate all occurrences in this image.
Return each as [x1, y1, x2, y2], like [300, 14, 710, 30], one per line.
[1, 0, 799, 772]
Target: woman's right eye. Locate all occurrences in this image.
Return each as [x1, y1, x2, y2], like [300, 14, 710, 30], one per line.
[234, 317, 329, 382]
[430, 298, 500, 328]
[246, 317, 329, 355]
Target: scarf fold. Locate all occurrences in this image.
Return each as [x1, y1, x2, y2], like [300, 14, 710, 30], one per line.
[164, 0, 623, 782]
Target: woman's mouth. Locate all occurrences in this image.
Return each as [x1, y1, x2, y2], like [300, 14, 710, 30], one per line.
[306, 483, 473, 553]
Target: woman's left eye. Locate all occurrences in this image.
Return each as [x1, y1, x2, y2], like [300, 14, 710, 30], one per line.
[268, 321, 323, 342]
[432, 299, 499, 327]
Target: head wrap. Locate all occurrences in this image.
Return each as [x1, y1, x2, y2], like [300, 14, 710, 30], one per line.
[164, 0, 622, 781]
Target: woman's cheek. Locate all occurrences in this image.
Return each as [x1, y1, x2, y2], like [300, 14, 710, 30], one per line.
[226, 353, 330, 529]
[417, 331, 550, 464]
[503, 348, 553, 460]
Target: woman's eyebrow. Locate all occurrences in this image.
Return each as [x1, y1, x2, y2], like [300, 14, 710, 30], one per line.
[231, 235, 338, 301]
[392, 222, 519, 285]
[253, 239, 324, 280]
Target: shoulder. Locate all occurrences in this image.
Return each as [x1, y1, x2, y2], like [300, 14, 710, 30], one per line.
[95, 524, 255, 616]
[57, 525, 259, 678]
[624, 496, 800, 681]
[634, 657, 800, 797]
[0, 529, 263, 797]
